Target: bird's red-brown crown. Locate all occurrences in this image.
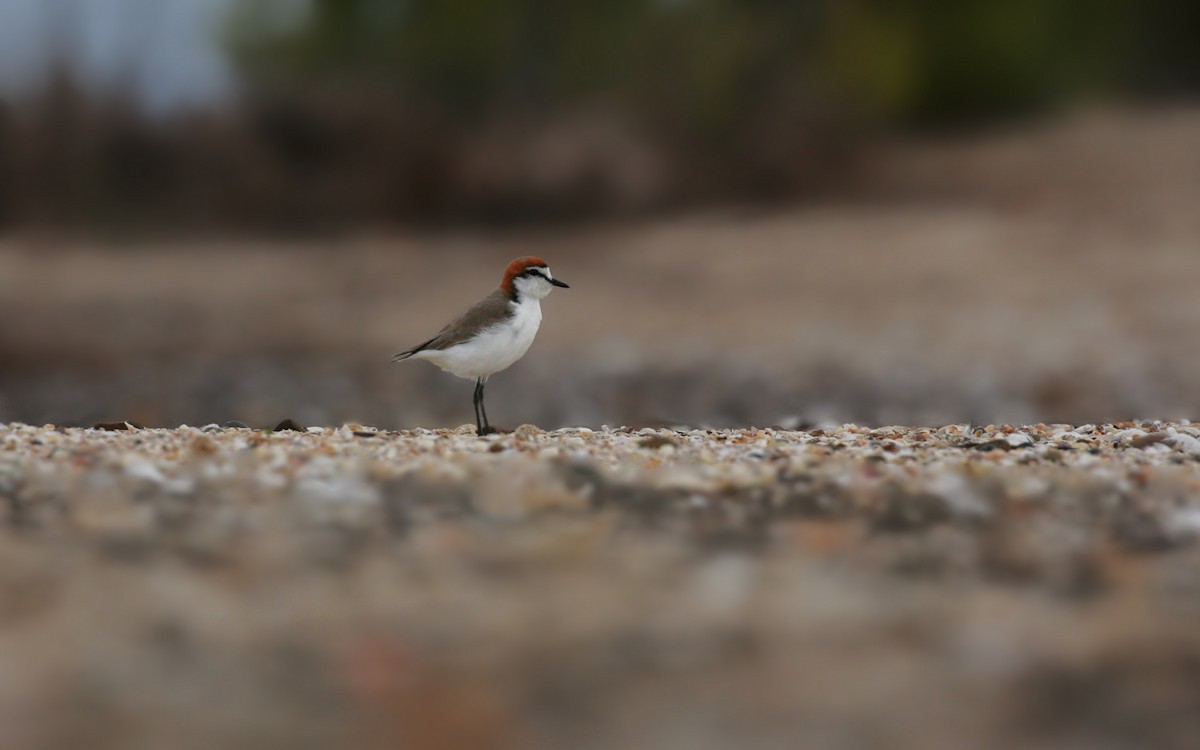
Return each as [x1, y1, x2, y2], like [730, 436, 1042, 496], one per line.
[500, 256, 549, 293]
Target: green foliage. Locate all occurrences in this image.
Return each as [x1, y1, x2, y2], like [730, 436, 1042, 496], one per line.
[227, 0, 1197, 130]
[817, 0, 1131, 123]
[227, 0, 821, 137]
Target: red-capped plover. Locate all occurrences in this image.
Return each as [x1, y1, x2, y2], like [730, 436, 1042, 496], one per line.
[393, 256, 569, 435]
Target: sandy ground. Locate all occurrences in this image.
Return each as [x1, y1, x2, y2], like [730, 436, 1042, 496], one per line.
[1, 108, 1199, 429]
[2, 420, 1200, 749]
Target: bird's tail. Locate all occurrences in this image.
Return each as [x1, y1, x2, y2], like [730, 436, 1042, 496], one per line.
[392, 336, 437, 362]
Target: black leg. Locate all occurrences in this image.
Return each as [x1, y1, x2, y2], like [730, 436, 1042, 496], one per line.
[472, 378, 485, 434]
[477, 379, 492, 432]
[475, 376, 494, 436]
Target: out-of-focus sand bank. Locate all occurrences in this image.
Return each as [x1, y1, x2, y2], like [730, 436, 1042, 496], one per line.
[1, 107, 1198, 428]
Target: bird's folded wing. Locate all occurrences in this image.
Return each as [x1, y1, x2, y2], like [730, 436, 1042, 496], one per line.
[392, 289, 513, 360]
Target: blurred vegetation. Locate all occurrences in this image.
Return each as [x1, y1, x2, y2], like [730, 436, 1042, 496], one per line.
[229, 0, 1200, 127]
[228, 0, 822, 138]
[0, 0, 1196, 232]
[821, 0, 1124, 122]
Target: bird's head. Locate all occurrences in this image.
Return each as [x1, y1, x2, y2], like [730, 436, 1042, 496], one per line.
[502, 256, 569, 301]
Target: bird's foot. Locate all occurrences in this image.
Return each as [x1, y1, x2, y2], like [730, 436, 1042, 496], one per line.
[478, 426, 499, 436]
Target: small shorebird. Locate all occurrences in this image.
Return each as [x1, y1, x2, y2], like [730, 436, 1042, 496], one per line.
[392, 256, 569, 435]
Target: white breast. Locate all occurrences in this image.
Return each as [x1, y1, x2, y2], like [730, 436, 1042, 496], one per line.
[421, 298, 542, 379]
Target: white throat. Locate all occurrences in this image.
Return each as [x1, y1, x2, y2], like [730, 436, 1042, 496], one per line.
[512, 273, 554, 301]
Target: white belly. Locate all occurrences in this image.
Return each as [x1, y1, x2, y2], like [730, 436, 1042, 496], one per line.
[419, 300, 542, 379]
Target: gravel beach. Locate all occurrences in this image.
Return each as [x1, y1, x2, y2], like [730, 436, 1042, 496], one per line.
[3, 420, 1200, 749]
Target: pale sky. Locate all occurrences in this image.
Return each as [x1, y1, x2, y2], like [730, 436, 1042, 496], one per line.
[0, 0, 238, 112]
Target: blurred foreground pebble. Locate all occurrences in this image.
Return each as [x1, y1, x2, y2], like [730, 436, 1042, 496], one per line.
[2, 421, 1200, 749]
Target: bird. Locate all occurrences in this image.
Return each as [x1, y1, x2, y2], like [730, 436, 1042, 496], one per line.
[392, 256, 569, 435]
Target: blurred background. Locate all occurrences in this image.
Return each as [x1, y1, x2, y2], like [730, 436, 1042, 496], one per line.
[0, 0, 1199, 429]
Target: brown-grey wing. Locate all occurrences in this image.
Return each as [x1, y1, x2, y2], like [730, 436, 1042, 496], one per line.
[392, 289, 513, 360]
